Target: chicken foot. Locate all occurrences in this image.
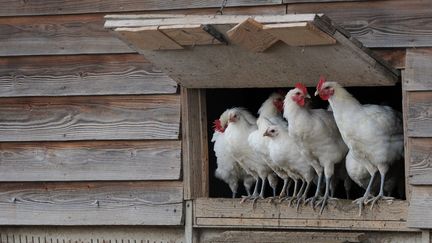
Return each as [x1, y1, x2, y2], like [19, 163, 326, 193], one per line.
[365, 171, 394, 210]
[315, 176, 338, 215]
[353, 171, 377, 216]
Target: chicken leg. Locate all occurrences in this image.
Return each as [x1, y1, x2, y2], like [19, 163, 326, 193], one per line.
[365, 169, 394, 209]
[353, 171, 377, 216]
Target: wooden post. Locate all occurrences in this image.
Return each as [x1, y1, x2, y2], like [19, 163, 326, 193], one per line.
[185, 200, 199, 243]
[422, 230, 431, 243]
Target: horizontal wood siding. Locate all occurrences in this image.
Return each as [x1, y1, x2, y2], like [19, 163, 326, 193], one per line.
[0, 141, 181, 181]
[0, 1, 283, 16]
[0, 181, 183, 225]
[0, 54, 177, 97]
[405, 48, 432, 229]
[0, 95, 180, 141]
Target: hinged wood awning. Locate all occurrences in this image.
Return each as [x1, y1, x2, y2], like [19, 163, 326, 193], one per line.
[105, 14, 400, 88]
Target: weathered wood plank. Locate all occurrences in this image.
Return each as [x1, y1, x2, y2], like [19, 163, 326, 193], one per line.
[0, 14, 132, 56]
[405, 48, 432, 91]
[408, 186, 432, 228]
[287, 0, 432, 48]
[182, 88, 209, 200]
[371, 48, 406, 70]
[408, 138, 432, 186]
[0, 1, 282, 16]
[0, 95, 180, 141]
[0, 181, 183, 225]
[160, 25, 222, 46]
[194, 198, 413, 231]
[0, 227, 185, 243]
[402, 79, 413, 200]
[0, 54, 177, 97]
[116, 26, 184, 51]
[407, 92, 432, 138]
[0, 141, 181, 181]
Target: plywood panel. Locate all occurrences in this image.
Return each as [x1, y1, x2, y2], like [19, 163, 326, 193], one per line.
[116, 26, 184, 50]
[0, 181, 183, 225]
[407, 92, 432, 137]
[0, 141, 181, 181]
[287, 0, 432, 48]
[404, 48, 432, 91]
[0, 95, 180, 141]
[0, 0, 282, 16]
[408, 138, 432, 185]
[0, 54, 177, 97]
[408, 186, 432, 228]
[194, 198, 411, 231]
[160, 24, 222, 46]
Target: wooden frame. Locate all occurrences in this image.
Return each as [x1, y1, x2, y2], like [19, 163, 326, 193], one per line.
[181, 86, 416, 233]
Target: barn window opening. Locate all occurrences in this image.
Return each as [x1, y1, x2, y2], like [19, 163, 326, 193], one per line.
[207, 84, 406, 202]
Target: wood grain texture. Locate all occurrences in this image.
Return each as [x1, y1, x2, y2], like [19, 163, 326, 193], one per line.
[0, 141, 181, 181]
[0, 95, 180, 141]
[408, 186, 432, 228]
[194, 198, 413, 232]
[407, 92, 432, 138]
[116, 26, 184, 51]
[160, 25, 222, 46]
[0, 227, 185, 243]
[371, 48, 406, 70]
[0, 181, 183, 225]
[287, 0, 432, 48]
[408, 138, 432, 186]
[0, 54, 177, 97]
[182, 88, 209, 200]
[402, 82, 413, 201]
[404, 48, 432, 91]
[0, 0, 282, 16]
[0, 14, 132, 56]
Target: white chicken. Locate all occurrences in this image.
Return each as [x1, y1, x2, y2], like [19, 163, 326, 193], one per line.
[315, 78, 403, 213]
[248, 92, 291, 198]
[283, 83, 348, 214]
[212, 110, 255, 198]
[263, 121, 316, 209]
[224, 107, 277, 202]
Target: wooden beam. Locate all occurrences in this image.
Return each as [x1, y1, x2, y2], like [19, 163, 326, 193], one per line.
[116, 26, 183, 50]
[0, 54, 177, 97]
[182, 88, 209, 200]
[0, 181, 183, 225]
[408, 186, 432, 228]
[263, 22, 336, 46]
[226, 18, 278, 52]
[0, 140, 181, 181]
[159, 24, 222, 46]
[406, 92, 432, 137]
[194, 198, 413, 232]
[405, 48, 432, 91]
[0, 95, 180, 141]
[0, 0, 283, 16]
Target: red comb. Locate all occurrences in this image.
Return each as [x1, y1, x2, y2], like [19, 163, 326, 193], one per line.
[317, 76, 326, 91]
[295, 83, 308, 96]
[213, 119, 225, 132]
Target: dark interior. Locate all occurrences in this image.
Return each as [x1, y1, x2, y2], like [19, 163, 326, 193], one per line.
[206, 83, 405, 200]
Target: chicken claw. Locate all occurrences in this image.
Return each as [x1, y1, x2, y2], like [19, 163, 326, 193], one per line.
[366, 195, 394, 210]
[353, 195, 373, 216]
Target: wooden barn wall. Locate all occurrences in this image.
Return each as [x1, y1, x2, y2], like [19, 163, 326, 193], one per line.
[0, 0, 431, 241]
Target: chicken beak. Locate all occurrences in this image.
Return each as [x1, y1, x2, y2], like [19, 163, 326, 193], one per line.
[263, 131, 269, 137]
[314, 90, 319, 96]
[305, 94, 311, 99]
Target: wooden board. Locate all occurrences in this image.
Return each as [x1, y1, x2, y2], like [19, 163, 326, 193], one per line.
[0, 54, 177, 97]
[116, 26, 183, 50]
[0, 141, 181, 181]
[182, 88, 209, 200]
[0, 14, 132, 56]
[406, 92, 432, 138]
[194, 198, 413, 231]
[0, 0, 283, 16]
[408, 186, 432, 228]
[0, 227, 185, 243]
[0, 95, 180, 141]
[404, 48, 432, 91]
[263, 22, 336, 46]
[287, 0, 432, 48]
[372, 48, 406, 70]
[408, 138, 432, 185]
[0, 181, 183, 225]
[227, 18, 278, 52]
[160, 24, 222, 46]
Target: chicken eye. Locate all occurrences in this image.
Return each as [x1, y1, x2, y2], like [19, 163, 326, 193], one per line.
[270, 129, 275, 133]
[295, 92, 301, 95]
[324, 86, 330, 90]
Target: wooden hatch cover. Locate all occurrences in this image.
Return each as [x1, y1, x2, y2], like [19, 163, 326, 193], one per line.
[105, 14, 399, 88]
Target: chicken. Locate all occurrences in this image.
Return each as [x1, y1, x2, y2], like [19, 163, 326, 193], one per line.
[248, 92, 290, 199]
[224, 107, 276, 202]
[263, 121, 316, 209]
[315, 78, 403, 213]
[212, 110, 255, 198]
[283, 83, 348, 214]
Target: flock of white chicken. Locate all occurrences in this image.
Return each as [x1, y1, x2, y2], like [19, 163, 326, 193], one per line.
[212, 78, 404, 215]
